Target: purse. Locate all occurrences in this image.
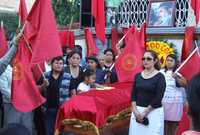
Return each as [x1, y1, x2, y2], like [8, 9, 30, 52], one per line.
[136, 117, 149, 126]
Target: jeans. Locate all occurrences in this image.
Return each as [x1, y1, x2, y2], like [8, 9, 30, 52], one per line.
[44, 108, 58, 135]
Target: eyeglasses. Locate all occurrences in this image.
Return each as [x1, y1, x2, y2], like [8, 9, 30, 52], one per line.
[142, 57, 153, 61]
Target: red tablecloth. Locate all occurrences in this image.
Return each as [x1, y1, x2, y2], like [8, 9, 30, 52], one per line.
[55, 82, 132, 131]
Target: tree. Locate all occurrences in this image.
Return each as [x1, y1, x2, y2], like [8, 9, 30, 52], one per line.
[52, 0, 80, 28]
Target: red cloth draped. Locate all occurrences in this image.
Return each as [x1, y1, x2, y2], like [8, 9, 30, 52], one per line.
[84, 28, 98, 57]
[55, 82, 132, 131]
[58, 31, 75, 49]
[12, 39, 46, 112]
[181, 27, 194, 62]
[115, 24, 145, 82]
[191, 0, 200, 24]
[26, 0, 62, 64]
[18, 0, 28, 23]
[111, 27, 118, 53]
[0, 25, 8, 58]
[92, 0, 106, 43]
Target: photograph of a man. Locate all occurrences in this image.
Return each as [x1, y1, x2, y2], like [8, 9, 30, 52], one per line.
[148, 1, 175, 27]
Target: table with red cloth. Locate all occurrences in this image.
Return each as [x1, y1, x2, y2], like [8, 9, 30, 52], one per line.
[55, 82, 132, 134]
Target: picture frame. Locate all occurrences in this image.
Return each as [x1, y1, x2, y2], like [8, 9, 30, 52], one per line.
[147, 0, 176, 27]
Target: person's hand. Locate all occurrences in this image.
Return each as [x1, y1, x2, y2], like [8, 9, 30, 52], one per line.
[42, 79, 49, 88]
[14, 32, 23, 47]
[177, 76, 187, 87]
[141, 109, 150, 119]
[173, 73, 187, 87]
[134, 110, 143, 123]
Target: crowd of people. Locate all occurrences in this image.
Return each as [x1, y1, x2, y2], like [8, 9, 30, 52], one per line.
[0, 32, 199, 135]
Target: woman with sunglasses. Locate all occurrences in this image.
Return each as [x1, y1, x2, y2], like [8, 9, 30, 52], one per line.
[129, 50, 166, 135]
[160, 54, 187, 135]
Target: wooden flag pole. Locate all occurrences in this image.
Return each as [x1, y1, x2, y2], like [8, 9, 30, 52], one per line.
[20, 23, 46, 80]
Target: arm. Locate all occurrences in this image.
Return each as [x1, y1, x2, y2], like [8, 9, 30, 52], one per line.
[0, 33, 22, 75]
[37, 75, 49, 93]
[143, 74, 166, 116]
[131, 74, 143, 121]
[174, 74, 188, 88]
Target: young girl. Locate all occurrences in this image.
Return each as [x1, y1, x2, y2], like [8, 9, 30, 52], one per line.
[160, 54, 187, 135]
[77, 69, 96, 93]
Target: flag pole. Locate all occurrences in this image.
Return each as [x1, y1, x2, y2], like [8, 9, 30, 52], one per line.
[116, 28, 132, 50]
[174, 46, 199, 74]
[20, 22, 46, 80]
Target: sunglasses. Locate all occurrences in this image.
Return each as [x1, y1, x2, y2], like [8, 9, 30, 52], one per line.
[142, 57, 153, 61]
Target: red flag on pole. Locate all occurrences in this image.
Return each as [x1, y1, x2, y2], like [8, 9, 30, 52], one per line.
[176, 47, 200, 81]
[92, 0, 106, 44]
[0, 22, 8, 58]
[111, 27, 118, 54]
[191, 0, 200, 24]
[84, 28, 98, 57]
[26, 0, 62, 63]
[181, 27, 195, 61]
[12, 39, 46, 112]
[115, 24, 146, 82]
[18, 0, 28, 23]
[58, 31, 75, 49]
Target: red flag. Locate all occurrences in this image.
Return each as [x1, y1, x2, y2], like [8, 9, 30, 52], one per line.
[58, 31, 75, 49]
[181, 27, 194, 61]
[18, 0, 28, 23]
[111, 27, 118, 53]
[115, 24, 146, 82]
[31, 62, 45, 82]
[12, 39, 46, 112]
[191, 0, 200, 24]
[92, 0, 106, 43]
[84, 28, 98, 57]
[178, 47, 200, 81]
[0, 23, 8, 58]
[176, 107, 190, 135]
[26, 0, 62, 63]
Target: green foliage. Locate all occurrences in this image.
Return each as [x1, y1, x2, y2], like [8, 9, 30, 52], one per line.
[0, 12, 18, 39]
[52, 0, 80, 27]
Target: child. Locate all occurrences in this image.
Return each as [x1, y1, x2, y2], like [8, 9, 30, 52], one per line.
[77, 69, 96, 93]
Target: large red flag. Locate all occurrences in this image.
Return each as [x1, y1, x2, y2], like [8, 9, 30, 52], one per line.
[181, 27, 194, 61]
[26, 0, 62, 63]
[58, 31, 75, 49]
[177, 47, 200, 81]
[0, 23, 8, 58]
[111, 27, 118, 54]
[84, 28, 98, 57]
[18, 0, 28, 23]
[191, 0, 200, 24]
[115, 24, 146, 82]
[92, 0, 106, 44]
[12, 39, 46, 112]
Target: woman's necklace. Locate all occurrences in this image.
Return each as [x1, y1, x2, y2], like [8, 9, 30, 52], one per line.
[142, 69, 157, 79]
[143, 69, 155, 76]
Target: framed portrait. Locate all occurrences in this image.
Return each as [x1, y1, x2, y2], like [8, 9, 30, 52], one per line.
[106, 7, 117, 27]
[147, 0, 176, 27]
